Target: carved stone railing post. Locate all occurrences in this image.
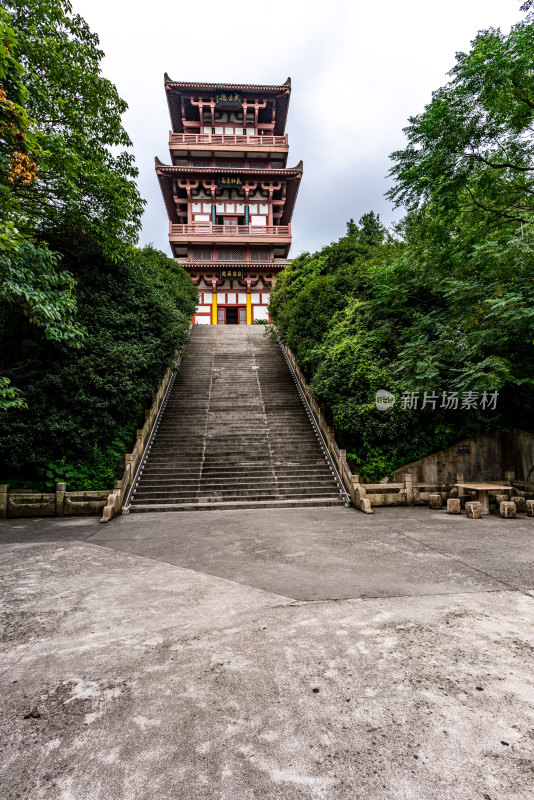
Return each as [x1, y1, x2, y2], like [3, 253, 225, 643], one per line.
[403, 473, 414, 506]
[349, 475, 373, 514]
[136, 430, 144, 458]
[124, 454, 133, 476]
[0, 485, 8, 519]
[55, 482, 66, 517]
[339, 448, 347, 479]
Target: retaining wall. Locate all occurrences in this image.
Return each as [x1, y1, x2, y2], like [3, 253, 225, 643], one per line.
[392, 430, 534, 484]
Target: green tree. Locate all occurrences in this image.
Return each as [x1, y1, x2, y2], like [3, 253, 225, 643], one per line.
[1, 0, 147, 410]
[0, 9, 82, 412]
[0, 236, 84, 349]
[270, 7, 534, 480]
[387, 9, 534, 224]
[383, 7, 534, 394]
[0, 245, 197, 485]
[3, 0, 144, 257]
[346, 218, 358, 236]
[0, 8, 41, 210]
[357, 212, 385, 246]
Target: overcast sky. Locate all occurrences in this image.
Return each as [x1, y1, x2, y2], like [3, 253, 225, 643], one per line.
[75, 0, 521, 257]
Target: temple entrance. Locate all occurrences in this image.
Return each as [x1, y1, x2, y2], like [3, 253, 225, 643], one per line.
[226, 307, 238, 325]
[217, 306, 247, 325]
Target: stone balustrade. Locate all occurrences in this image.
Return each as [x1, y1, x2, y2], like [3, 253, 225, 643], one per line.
[0, 483, 111, 519]
[100, 365, 176, 522]
[0, 363, 177, 522]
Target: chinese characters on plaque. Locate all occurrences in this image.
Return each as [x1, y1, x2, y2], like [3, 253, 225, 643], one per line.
[216, 176, 243, 188]
[218, 268, 245, 279]
[214, 91, 242, 106]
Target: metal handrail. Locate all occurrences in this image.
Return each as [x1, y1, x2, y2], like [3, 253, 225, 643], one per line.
[276, 336, 350, 507]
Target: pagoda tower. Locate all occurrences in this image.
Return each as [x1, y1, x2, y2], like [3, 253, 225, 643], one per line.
[156, 77, 302, 324]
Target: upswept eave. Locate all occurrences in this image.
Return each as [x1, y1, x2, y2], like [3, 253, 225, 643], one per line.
[164, 75, 291, 92]
[154, 160, 303, 176]
[164, 76, 291, 136]
[155, 158, 302, 226]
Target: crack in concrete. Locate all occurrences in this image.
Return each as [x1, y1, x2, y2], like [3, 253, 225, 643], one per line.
[395, 528, 534, 599]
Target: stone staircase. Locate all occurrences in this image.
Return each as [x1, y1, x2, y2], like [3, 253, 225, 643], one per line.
[128, 326, 346, 512]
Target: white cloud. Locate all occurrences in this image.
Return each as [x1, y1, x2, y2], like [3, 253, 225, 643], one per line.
[74, 0, 521, 256]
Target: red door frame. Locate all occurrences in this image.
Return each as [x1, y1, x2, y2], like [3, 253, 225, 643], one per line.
[217, 306, 247, 324]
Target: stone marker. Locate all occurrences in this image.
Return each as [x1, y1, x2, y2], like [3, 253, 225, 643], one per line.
[526, 499, 534, 517]
[511, 496, 526, 513]
[429, 493, 442, 510]
[447, 498, 461, 514]
[500, 501, 517, 519]
[465, 501, 482, 519]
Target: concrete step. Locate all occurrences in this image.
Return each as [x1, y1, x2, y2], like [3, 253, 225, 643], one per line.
[150, 436, 321, 446]
[132, 488, 342, 502]
[144, 450, 326, 458]
[140, 465, 332, 477]
[129, 497, 345, 513]
[143, 454, 329, 463]
[138, 474, 334, 485]
[136, 476, 338, 488]
[135, 487, 340, 498]
[139, 461, 330, 471]
[153, 430, 317, 438]
[125, 325, 344, 513]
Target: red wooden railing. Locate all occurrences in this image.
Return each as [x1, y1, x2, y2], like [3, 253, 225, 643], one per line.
[169, 223, 291, 237]
[169, 132, 288, 147]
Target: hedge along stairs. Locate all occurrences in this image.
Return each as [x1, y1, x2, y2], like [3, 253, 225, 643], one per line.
[126, 326, 346, 512]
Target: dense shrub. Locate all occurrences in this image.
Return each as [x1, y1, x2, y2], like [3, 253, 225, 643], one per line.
[0, 2, 198, 489]
[0, 244, 197, 487]
[270, 214, 528, 482]
[271, 9, 534, 481]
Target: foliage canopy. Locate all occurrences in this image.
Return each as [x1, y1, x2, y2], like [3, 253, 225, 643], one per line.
[271, 7, 534, 481]
[0, 246, 197, 486]
[0, 0, 198, 488]
[3, 0, 144, 256]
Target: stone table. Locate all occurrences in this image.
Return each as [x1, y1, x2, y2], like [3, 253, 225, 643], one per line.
[455, 483, 512, 515]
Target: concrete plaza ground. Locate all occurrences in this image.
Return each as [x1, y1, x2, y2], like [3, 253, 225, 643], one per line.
[1, 506, 533, 799]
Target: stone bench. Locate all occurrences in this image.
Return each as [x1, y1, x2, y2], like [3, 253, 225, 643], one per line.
[428, 493, 442, 510]
[465, 501, 482, 519]
[500, 501, 517, 519]
[447, 498, 461, 514]
[511, 496, 527, 513]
